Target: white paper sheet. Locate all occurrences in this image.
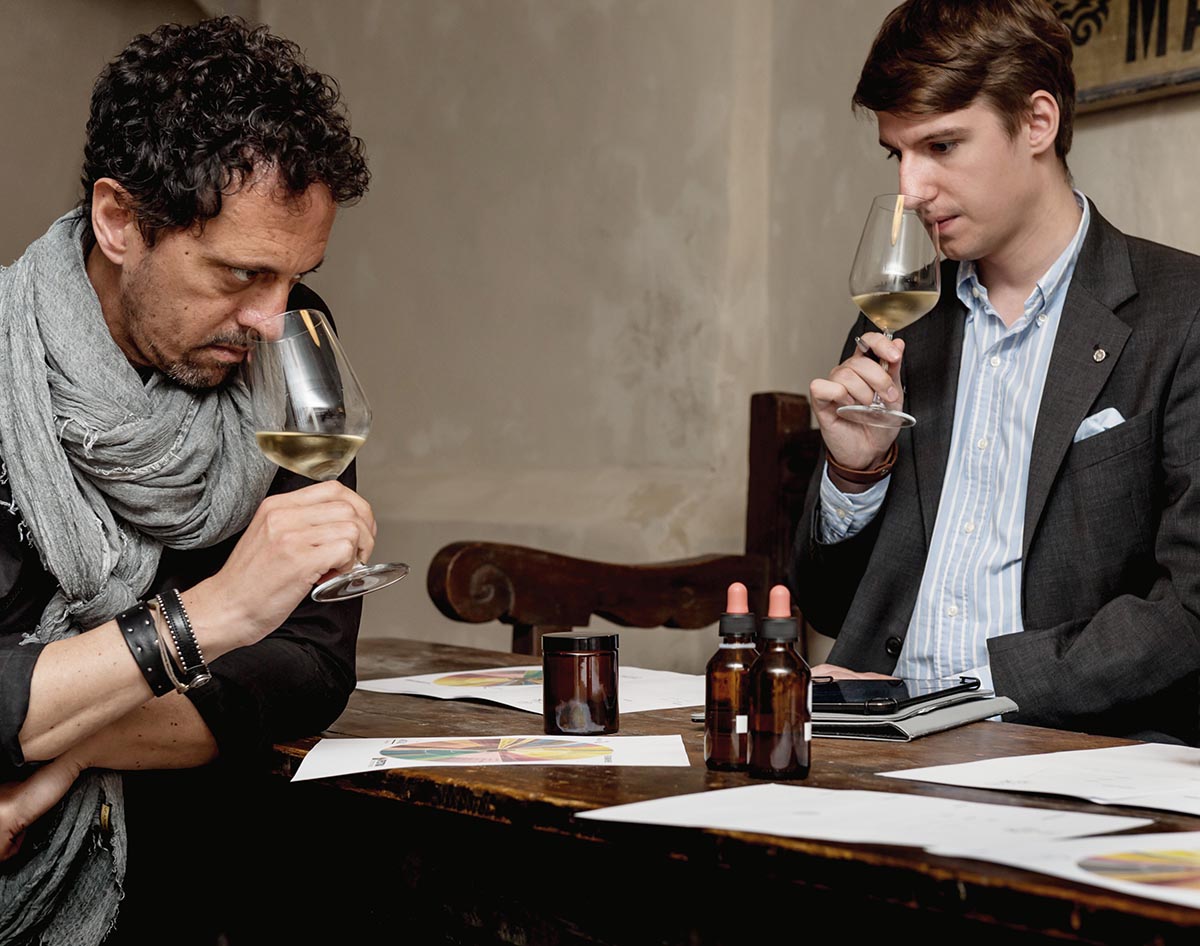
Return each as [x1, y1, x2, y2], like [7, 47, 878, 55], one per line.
[291, 734, 691, 781]
[933, 831, 1200, 911]
[575, 783, 1149, 850]
[883, 743, 1200, 815]
[356, 665, 704, 715]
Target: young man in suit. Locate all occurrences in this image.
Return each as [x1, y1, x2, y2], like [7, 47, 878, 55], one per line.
[793, 0, 1200, 744]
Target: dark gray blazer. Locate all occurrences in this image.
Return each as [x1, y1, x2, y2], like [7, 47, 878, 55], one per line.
[792, 204, 1200, 744]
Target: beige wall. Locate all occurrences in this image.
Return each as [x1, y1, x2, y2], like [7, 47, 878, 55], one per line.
[0, 0, 200, 265]
[6, 1, 1200, 671]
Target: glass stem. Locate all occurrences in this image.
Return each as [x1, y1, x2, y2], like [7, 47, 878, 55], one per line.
[870, 330, 894, 411]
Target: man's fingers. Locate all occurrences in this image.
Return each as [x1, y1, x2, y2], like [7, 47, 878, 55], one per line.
[263, 480, 375, 523]
[832, 360, 898, 403]
[809, 663, 899, 680]
[1, 829, 25, 862]
[856, 331, 903, 364]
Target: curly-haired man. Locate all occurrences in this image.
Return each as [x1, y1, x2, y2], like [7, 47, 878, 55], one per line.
[0, 18, 373, 943]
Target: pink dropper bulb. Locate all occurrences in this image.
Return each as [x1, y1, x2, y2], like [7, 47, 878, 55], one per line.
[767, 584, 792, 619]
[725, 582, 749, 615]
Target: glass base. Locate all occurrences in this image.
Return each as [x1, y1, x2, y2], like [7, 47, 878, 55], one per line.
[312, 562, 410, 602]
[836, 403, 915, 429]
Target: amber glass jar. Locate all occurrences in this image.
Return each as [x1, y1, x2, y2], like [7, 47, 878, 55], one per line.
[542, 632, 619, 735]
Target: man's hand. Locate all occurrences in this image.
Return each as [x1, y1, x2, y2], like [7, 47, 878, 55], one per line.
[809, 332, 904, 489]
[810, 663, 898, 681]
[0, 754, 85, 862]
[190, 480, 378, 652]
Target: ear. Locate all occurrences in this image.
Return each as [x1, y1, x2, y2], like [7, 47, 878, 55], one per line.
[90, 179, 140, 265]
[1025, 90, 1060, 158]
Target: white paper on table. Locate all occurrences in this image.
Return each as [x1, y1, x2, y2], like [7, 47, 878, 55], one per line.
[932, 831, 1200, 911]
[291, 734, 691, 782]
[575, 783, 1149, 851]
[882, 743, 1200, 816]
[356, 665, 704, 715]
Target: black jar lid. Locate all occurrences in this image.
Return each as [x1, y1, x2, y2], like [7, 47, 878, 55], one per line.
[542, 631, 619, 653]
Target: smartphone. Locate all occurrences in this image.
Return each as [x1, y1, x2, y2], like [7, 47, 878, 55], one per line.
[812, 676, 980, 715]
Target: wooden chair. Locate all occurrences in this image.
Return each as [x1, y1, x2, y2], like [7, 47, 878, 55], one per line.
[426, 392, 822, 655]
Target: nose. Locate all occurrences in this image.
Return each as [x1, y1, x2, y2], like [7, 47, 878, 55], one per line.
[897, 157, 936, 203]
[235, 282, 296, 333]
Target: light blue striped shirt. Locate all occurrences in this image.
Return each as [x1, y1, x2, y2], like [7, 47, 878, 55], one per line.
[819, 194, 1091, 687]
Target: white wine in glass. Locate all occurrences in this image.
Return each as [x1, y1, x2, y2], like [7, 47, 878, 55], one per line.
[246, 308, 408, 601]
[838, 193, 941, 429]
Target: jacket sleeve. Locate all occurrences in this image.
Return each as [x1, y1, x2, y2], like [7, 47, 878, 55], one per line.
[989, 304, 1200, 741]
[789, 313, 886, 637]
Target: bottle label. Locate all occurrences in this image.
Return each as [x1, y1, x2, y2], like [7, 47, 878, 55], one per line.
[804, 721, 812, 742]
[736, 714, 748, 734]
[718, 641, 758, 649]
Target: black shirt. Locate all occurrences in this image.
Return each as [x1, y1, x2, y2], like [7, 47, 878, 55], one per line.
[0, 284, 362, 943]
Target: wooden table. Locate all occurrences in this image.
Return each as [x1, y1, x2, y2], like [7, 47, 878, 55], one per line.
[267, 639, 1200, 945]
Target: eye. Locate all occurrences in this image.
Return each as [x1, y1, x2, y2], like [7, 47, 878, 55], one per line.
[931, 141, 957, 155]
[884, 149, 900, 162]
[230, 267, 257, 283]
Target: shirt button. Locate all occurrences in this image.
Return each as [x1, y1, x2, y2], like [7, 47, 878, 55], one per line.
[972, 287, 981, 299]
[836, 508, 847, 519]
[947, 605, 959, 617]
[989, 355, 1001, 367]
[963, 522, 976, 534]
[976, 437, 988, 450]
[885, 636, 903, 658]
[1037, 313, 1048, 326]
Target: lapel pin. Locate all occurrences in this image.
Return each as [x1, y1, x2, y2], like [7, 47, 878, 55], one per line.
[1093, 347, 1107, 363]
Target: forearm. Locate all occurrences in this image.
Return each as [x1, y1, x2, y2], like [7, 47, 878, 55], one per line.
[989, 588, 1200, 730]
[66, 692, 218, 772]
[19, 582, 244, 762]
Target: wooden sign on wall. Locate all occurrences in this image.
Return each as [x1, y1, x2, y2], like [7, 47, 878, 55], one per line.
[1056, 1, 1200, 110]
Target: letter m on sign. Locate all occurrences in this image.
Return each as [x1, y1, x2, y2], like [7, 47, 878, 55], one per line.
[1127, 0, 1169, 61]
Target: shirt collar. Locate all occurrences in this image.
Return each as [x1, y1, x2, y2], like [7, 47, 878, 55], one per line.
[956, 190, 1091, 323]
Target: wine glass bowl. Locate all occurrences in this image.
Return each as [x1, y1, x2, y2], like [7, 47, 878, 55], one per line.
[245, 308, 408, 601]
[837, 193, 941, 429]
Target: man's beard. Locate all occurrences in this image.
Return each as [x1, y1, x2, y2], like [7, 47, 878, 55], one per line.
[160, 340, 249, 391]
[119, 283, 251, 391]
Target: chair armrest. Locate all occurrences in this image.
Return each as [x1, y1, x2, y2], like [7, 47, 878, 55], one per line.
[428, 541, 769, 632]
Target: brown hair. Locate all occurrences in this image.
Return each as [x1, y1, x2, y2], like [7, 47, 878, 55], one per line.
[853, 0, 1075, 161]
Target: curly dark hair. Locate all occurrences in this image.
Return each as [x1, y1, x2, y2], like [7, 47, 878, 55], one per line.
[80, 16, 369, 252]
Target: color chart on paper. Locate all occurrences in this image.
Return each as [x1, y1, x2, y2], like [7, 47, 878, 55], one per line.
[379, 736, 610, 764]
[291, 734, 690, 780]
[431, 669, 543, 688]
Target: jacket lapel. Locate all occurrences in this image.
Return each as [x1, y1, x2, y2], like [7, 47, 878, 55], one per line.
[1022, 206, 1136, 557]
[904, 259, 965, 546]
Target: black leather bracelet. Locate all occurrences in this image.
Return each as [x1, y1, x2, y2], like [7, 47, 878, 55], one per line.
[115, 602, 172, 697]
[156, 589, 212, 688]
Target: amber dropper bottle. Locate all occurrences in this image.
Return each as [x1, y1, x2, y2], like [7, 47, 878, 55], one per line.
[747, 584, 811, 780]
[704, 582, 759, 771]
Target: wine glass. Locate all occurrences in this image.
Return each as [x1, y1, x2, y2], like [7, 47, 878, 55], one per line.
[837, 193, 940, 428]
[245, 308, 409, 601]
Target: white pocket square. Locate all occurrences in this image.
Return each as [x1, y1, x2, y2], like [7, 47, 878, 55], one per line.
[1073, 407, 1125, 443]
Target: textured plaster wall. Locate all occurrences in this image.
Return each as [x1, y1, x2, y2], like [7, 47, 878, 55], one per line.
[0, 0, 200, 266]
[261, 0, 780, 671]
[5, 1, 1200, 672]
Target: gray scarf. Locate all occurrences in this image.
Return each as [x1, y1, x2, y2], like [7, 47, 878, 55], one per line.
[0, 213, 274, 944]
